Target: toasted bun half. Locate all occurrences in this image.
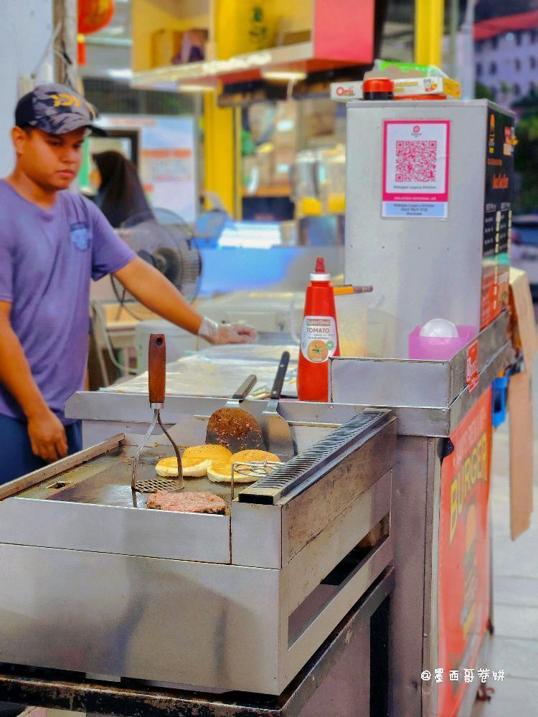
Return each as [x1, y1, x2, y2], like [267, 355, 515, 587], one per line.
[231, 449, 281, 464]
[155, 455, 209, 478]
[207, 460, 259, 484]
[156, 445, 233, 478]
[183, 444, 232, 462]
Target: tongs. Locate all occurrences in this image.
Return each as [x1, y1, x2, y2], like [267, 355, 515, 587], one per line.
[131, 334, 183, 493]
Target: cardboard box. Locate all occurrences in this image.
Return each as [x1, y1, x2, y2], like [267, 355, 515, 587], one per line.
[508, 268, 536, 540]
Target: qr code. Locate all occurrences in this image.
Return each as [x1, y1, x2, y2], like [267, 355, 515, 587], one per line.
[395, 140, 437, 183]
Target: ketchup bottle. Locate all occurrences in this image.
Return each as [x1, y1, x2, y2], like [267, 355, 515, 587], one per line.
[297, 257, 340, 402]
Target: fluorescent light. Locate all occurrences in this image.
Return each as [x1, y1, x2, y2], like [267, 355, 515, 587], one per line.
[107, 68, 133, 79]
[178, 83, 216, 93]
[263, 70, 306, 82]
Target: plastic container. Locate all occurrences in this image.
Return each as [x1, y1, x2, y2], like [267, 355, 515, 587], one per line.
[408, 323, 477, 360]
[297, 257, 340, 402]
[335, 293, 367, 356]
[363, 77, 394, 100]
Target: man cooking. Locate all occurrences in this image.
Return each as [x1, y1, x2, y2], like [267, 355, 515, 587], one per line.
[0, 83, 256, 484]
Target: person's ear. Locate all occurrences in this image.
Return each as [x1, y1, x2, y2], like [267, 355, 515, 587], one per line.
[11, 126, 29, 157]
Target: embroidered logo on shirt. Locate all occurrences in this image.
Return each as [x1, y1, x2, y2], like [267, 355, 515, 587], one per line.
[70, 222, 90, 251]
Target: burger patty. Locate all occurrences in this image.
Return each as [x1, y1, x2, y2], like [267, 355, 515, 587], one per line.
[146, 490, 226, 514]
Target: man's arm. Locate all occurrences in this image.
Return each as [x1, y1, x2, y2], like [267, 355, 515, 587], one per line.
[114, 257, 256, 343]
[114, 257, 203, 334]
[0, 301, 67, 462]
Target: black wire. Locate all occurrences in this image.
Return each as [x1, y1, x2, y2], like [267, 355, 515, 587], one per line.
[110, 274, 147, 321]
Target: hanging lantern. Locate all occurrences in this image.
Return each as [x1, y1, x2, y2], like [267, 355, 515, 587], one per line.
[78, 0, 115, 35]
[77, 34, 87, 66]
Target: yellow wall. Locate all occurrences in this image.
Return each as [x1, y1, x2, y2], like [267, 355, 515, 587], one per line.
[132, 0, 210, 71]
[214, 0, 313, 59]
[203, 94, 237, 217]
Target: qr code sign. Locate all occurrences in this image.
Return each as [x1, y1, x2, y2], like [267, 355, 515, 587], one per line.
[395, 140, 437, 183]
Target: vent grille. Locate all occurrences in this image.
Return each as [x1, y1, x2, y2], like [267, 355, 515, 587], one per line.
[238, 411, 389, 504]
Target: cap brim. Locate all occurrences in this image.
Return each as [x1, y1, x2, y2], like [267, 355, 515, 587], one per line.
[42, 119, 108, 137]
[88, 125, 108, 137]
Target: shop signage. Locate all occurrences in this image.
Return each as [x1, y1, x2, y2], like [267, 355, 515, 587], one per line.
[466, 340, 480, 393]
[330, 81, 363, 101]
[437, 388, 492, 716]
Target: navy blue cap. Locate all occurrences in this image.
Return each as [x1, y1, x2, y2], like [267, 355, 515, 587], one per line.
[15, 83, 105, 136]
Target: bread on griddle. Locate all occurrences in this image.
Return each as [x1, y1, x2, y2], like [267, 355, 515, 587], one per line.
[207, 449, 281, 484]
[155, 444, 232, 478]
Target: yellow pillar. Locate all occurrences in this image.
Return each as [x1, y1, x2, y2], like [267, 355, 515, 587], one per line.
[414, 0, 445, 68]
[203, 94, 239, 218]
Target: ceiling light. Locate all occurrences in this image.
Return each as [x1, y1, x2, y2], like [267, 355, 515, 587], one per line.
[107, 68, 133, 79]
[262, 70, 307, 82]
[178, 83, 216, 93]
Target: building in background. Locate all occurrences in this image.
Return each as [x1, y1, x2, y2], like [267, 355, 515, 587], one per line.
[474, 10, 538, 107]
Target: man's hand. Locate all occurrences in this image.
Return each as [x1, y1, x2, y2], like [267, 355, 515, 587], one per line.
[198, 318, 257, 345]
[114, 259, 258, 343]
[27, 408, 68, 463]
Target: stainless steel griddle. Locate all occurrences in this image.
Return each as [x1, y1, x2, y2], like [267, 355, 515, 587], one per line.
[0, 406, 396, 697]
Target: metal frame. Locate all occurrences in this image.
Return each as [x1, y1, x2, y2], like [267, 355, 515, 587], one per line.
[0, 570, 394, 717]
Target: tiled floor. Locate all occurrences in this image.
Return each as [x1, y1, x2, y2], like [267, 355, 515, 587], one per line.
[471, 355, 538, 716]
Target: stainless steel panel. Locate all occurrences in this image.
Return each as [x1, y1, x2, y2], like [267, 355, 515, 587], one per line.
[285, 470, 391, 613]
[231, 502, 282, 568]
[330, 313, 509, 411]
[389, 436, 431, 716]
[298, 619, 371, 716]
[283, 538, 392, 687]
[0, 498, 231, 563]
[422, 438, 443, 717]
[0, 544, 281, 694]
[331, 357, 451, 407]
[281, 419, 396, 562]
[345, 100, 492, 356]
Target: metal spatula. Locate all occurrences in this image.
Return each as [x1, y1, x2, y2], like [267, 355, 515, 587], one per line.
[261, 351, 294, 461]
[131, 334, 183, 493]
[206, 375, 265, 453]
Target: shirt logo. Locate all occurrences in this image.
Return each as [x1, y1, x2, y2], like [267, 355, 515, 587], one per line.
[70, 222, 90, 251]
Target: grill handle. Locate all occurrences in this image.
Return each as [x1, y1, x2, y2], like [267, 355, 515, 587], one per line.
[271, 351, 290, 401]
[148, 334, 166, 406]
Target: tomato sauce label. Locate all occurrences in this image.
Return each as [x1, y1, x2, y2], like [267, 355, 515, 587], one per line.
[300, 316, 338, 363]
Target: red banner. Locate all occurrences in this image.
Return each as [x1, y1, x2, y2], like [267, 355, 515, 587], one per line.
[437, 388, 492, 716]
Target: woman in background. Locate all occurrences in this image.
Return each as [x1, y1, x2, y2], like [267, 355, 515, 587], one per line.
[93, 150, 154, 228]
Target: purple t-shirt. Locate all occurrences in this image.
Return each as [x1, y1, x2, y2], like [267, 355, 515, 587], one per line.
[0, 180, 135, 422]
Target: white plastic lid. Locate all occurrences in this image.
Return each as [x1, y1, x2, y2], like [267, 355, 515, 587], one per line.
[419, 318, 459, 338]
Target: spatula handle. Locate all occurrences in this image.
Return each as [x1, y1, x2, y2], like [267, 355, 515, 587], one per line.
[148, 334, 166, 406]
[232, 374, 257, 401]
[271, 351, 290, 400]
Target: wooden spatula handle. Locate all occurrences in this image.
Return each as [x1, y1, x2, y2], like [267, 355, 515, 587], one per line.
[148, 334, 166, 406]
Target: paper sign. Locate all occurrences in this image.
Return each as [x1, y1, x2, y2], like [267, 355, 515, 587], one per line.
[466, 340, 480, 393]
[382, 120, 450, 218]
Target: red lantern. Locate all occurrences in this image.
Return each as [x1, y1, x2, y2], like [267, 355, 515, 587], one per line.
[78, 0, 115, 35]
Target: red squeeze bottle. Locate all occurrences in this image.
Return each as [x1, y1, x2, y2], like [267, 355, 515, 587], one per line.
[297, 257, 340, 402]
